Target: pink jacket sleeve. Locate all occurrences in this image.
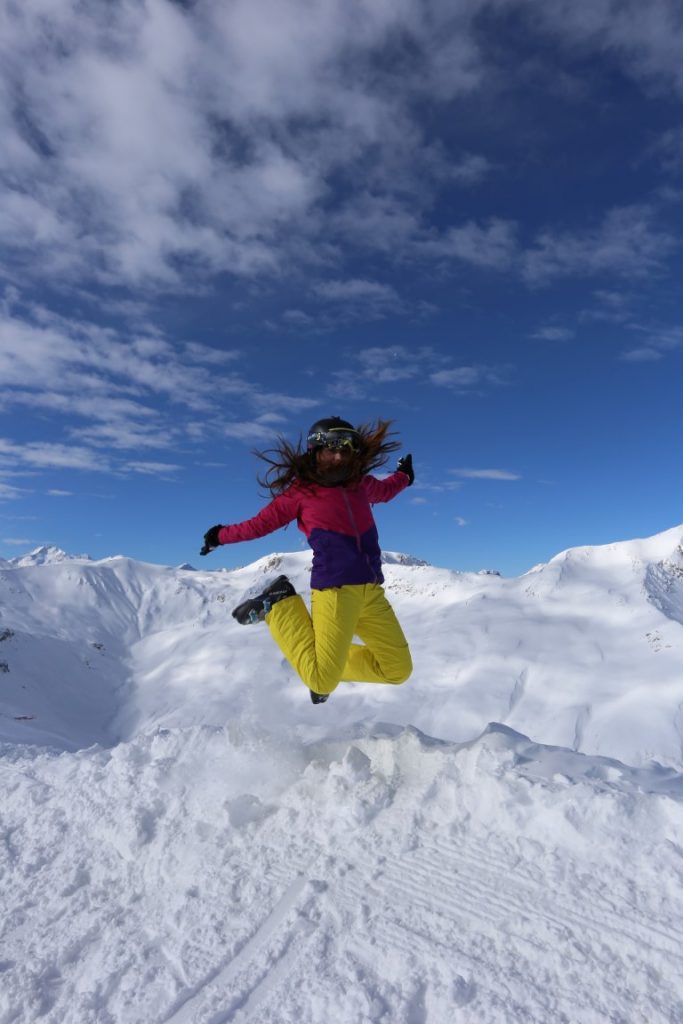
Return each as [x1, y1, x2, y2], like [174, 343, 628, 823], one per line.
[363, 471, 410, 504]
[217, 489, 299, 545]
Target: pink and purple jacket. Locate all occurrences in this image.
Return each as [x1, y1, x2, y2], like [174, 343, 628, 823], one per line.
[217, 472, 410, 590]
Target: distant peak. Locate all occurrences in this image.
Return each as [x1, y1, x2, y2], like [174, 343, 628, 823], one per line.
[382, 552, 431, 567]
[9, 545, 91, 567]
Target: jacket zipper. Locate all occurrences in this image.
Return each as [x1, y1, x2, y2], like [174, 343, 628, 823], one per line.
[341, 489, 378, 582]
[341, 489, 362, 551]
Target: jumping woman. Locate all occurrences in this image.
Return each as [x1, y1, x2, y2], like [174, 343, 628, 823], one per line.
[200, 417, 414, 704]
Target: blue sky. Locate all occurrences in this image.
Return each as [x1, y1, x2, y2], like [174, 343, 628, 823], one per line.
[1, 0, 682, 576]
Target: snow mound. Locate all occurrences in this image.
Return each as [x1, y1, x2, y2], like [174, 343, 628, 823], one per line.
[1, 722, 682, 1024]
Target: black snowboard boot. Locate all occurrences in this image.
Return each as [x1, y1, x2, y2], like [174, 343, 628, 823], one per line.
[310, 689, 330, 705]
[232, 575, 296, 625]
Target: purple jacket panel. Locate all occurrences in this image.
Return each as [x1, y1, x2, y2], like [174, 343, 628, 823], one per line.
[308, 523, 383, 589]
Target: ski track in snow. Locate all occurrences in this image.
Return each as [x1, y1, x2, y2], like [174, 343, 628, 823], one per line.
[161, 874, 312, 1024]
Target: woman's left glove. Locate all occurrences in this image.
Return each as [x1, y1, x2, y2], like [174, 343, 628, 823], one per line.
[396, 453, 414, 485]
[200, 524, 223, 556]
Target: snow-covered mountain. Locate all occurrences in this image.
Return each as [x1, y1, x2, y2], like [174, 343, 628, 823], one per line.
[1, 525, 682, 765]
[1, 526, 683, 1024]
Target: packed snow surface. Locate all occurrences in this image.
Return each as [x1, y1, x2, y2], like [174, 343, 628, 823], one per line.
[1, 525, 683, 1023]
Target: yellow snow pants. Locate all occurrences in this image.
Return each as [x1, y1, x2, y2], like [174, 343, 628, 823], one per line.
[266, 583, 412, 696]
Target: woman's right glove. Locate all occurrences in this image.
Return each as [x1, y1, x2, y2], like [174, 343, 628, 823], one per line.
[200, 524, 223, 556]
[396, 453, 414, 485]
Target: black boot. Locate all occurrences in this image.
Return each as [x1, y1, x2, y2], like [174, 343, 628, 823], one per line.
[310, 689, 330, 705]
[232, 575, 296, 625]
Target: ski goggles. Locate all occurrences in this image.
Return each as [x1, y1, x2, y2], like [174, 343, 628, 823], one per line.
[307, 428, 360, 452]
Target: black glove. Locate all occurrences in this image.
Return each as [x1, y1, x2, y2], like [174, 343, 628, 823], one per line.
[396, 453, 414, 486]
[200, 524, 223, 556]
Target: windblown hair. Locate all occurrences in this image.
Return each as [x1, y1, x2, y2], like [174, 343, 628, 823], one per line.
[255, 419, 402, 497]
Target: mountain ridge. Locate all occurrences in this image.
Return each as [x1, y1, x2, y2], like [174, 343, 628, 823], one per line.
[1, 523, 682, 765]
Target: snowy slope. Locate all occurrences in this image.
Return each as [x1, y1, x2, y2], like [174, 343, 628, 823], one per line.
[1, 526, 683, 1023]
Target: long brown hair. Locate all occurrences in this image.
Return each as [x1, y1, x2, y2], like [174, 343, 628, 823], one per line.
[255, 419, 401, 497]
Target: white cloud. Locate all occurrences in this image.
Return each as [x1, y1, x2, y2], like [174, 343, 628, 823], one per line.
[431, 367, 482, 389]
[69, 421, 177, 452]
[430, 365, 508, 391]
[616, 324, 683, 362]
[1, 0, 682, 303]
[448, 153, 493, 184]
[326, 371, 369, 402]
[357, 346, 424, 383]
[532, 326, 575, 342]
[0, 299, 318, 471]
[0, 305, 229, 415]
[581, 290, 634, 325]
[222, 421, 284, 443]
[650, 127, 683, 174]
[283, 282, 438, 332]
[315, 278, 400, 304]
[520, 0, 683, 96]
[0, 482, 24, 501]
[619, 347, 664, 362]
[123, 461, 183, 476]
[183, 343, 241, 366]
[523, 205, 678, 285]
[643, 325, 683, 352]
[312, 279, 403, 321]
[0, 0, 489, 290]
[326, 348, 505, 398]
[329, 193, 424, 255]
[250, 394, 319, 416]
[452, 468, 521, 481]
[282, 309, 316, 328]
[419, 218, 518, 269]
[0, 439, 105, 472]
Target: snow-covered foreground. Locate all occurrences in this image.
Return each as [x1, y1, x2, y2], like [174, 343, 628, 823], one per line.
[2, 526, 683, 1022]
[3, 724, 683, 1024]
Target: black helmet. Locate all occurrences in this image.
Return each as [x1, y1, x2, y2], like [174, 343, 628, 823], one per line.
[307, 416, 360, 452]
